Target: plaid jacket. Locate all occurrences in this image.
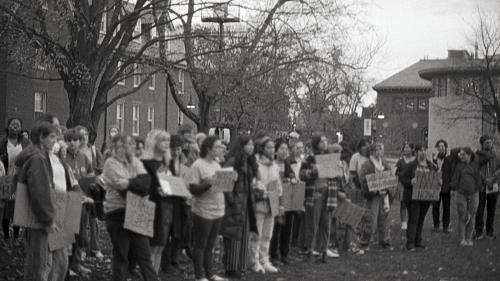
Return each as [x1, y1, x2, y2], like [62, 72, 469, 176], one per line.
[299, 154, 342, 209]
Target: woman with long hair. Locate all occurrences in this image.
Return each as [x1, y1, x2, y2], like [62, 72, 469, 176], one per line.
[220, 135, 259, 278]
[249, 136, 282, 274]
[359, 143, 393, 251]
[101, 134, 158, 281]
[299, 133, 338, 263]
[141, 130, 174, 273]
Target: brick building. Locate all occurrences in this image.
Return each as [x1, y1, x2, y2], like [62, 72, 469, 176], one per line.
[373, 60, 442, 152]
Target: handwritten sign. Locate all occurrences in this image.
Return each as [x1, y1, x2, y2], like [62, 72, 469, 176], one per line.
[13, 183, 44, 228]
[124, 192, 156, 238]
[412, 170, 441, 201]
[268, 180, 280, 216]
[366, 171, 398, 192]
[282, 182, 305, 211]
[315, 153, 343, 179]
[332, 202, 366, 228]
[161, 175, 192, 199]
[211, 170, 238, 193]
[48, 191, 83, 251]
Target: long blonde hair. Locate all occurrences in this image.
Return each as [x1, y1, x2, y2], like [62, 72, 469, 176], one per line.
[144, 129, 171, 162]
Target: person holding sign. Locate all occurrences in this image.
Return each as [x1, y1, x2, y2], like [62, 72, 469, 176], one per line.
[450, 147, 482, 247]
[299, 133, 339, 264]
[188, 136, 228, 281]
[403, 146, 437, 251]
[249, 136, 282, 274]
[220, 135, 259, 279]
[141, 130, 174, 274]
[269, 139, 296, 266]
[101, 134, 158, 281]
[359, 143, 393, 251]
[16, 121, 68, 281]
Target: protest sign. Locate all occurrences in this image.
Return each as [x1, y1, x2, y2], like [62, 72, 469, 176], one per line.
[180, 165, 195, 184]
[13, 182, 44, 229]
[48, 191, 83, 251]
[268, 180, 280, 216]
[412, 170, 440, 201]
[282, 182, 305, 211]
[211, 170, 238, 193]
[366, 171, 398, 192]
[124, 192, 156, 238]
[333, 202, 366, 228]
[315, 153, 343, 179]
[161, 175, 192, 199]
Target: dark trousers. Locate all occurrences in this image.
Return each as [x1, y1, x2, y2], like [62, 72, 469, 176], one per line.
[304, 189, 331, 252]
[475, 191, 499, 235]
[406, 200, 430, 247]
[192, 213, 222, 279]
[432, 192, 451, 230]
[105, 211, 158, 281]
[270, 211, 297, 260]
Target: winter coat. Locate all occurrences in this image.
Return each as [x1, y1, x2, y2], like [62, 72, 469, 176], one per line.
[476, 149, 500, 192]
[359, 158, 392, 200]
[397, 159, 437, 202]
[0, 135, 30, 173]
[168, 158, 192, 240]
[220, 156, 258, 240]
[142, 159, 174, 246]
[299, 154, 340, 210]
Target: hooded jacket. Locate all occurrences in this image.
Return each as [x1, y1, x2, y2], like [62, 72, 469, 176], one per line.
[476, 149, 500, 192]
[15, 145, 55, 228]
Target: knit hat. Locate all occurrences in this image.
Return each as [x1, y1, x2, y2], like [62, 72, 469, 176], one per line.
[170, 134, 184, 149]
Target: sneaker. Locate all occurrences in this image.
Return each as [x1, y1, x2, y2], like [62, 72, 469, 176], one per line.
[312, 250, 320, 256]
[380, 243, 393, 251]
[466, 240, 474, 246]
[76, 265, 91, 275]
[262, 262, 279, 273]
[415, 243, 427, 249]
[196, 278, 209, 281]
[475, 233, 485, 240]
[252, 263, 265, 274]
[280, 257, 291, 265]
[459, 240, 467, 246]
[92, 250, 104, 260]
[69, 269, 78, 277]
[209, 274, 228, 281]
[401, 222, 408, 230]
[443, 228, 452, 234]
[225, 270, 243, 279]
[486, 234, 497, 240]
[326, 249, 340, 258]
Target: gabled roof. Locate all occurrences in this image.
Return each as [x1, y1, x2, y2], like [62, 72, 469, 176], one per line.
[373, 60, 446, 91]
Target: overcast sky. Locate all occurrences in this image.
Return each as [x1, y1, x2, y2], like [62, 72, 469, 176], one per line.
[362, 0, 500, 105]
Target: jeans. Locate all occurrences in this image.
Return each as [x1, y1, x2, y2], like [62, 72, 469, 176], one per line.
[304, 188, 331, 253]
[405, 200, 430, 247]
[23, 228, 68, 281]
[270, 211, 298, 259]
[105, 211, 158, 281]
[432, 192, 451, 230]
[150, 246, 164, 274]
[249, 211, 274, 266]
[456, 192, 479, 242]
[475, 191, 499, 236]
[192, 214, 222, 279]
[360, 195, 390, 246]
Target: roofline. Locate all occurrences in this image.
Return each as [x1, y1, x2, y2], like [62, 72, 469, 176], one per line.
[419, 65, 500, 80]
[372, 86, 432, 92]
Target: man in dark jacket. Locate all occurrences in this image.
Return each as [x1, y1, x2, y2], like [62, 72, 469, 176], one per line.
[475, 135, 500, 240]
[432, 140, 454, 233]
[16, 121, 64, 281]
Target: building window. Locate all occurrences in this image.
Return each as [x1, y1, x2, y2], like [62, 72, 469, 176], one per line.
[177, 108, 184, 125]
[117, 60, 125, 85]
[100, 11, 107, 34]
[132, 105, 140, 136]
[116, 103, 124, 132]
[394, 98, 403, 113]
[165, 29, 171, 51]
[178, 69, 185, 94]
[133, 64, 140, 87]
[34, 92, 47, 113]
[405, 98, 415, 111]
[151, 26, 158, 40]
[149, 67, 155, 90]
[147, 106, 154, 131]
[418, 98, 427, 111]
[133, 18, 142, 43]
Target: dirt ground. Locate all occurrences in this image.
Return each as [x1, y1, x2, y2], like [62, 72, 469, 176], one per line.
[1, 199, 499, 281]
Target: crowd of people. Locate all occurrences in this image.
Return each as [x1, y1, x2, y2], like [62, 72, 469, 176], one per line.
[0, 113, 498, 281]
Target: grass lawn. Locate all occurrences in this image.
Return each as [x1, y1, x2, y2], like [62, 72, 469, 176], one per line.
[1, 198, 499, 281]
